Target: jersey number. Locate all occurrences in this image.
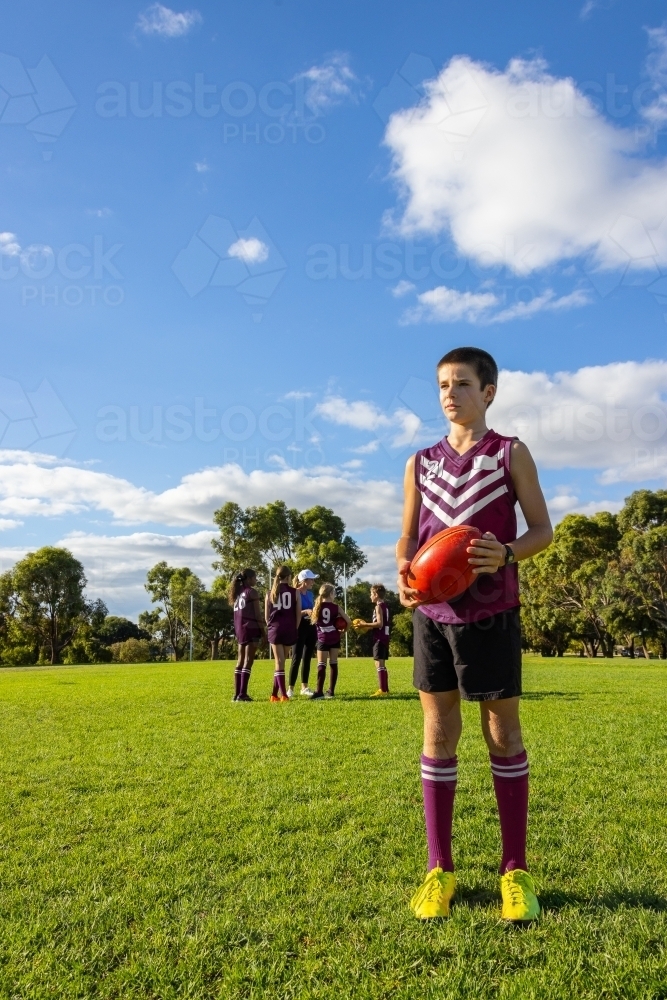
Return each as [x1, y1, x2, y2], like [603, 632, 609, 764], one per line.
[275, 591, 292, 610]
[235, 595, 246, 611]
[322, 607, 330, 623]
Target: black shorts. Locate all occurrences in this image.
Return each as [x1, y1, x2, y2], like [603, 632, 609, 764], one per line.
[316, 641, 340, 653]
[413, 607, 522, 702]
[373, 641, 389, 661]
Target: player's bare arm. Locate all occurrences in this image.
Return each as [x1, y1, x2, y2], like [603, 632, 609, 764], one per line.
[252, 589, 267, 635]
[467, 440, 553, 574]
[396, 453, 423, 608]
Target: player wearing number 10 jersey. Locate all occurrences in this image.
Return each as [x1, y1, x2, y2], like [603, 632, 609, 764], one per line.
[266, 565, 301, 702]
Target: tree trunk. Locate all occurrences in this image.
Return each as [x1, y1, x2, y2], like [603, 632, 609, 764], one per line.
[211, 635, 220, 660]
[629, 637, 635, 659]
[661, 640, 667, 660]
[642, 643, 650, 659]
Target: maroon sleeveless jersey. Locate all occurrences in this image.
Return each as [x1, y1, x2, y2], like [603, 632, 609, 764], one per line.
[315, 600, 340, 645]
[414, 429, 519, 624]
[233, 586, 262, 643]
[267, 583, 298, 645]
[372, 601, 391, 644]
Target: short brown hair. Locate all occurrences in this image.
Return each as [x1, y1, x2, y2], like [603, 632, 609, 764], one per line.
[370, 583, 386, 598]
[436, 347, 498, 390]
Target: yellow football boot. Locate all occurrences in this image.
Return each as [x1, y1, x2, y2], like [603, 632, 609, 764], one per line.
[500, 869, 540, 922]
[370, 689, 388, 698]
[410, 867, 456, 919]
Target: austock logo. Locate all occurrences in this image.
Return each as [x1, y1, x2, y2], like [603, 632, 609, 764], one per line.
[0, 376, 76, 456]
[171, 215, 287, 321]
[0, 53, 76, 159]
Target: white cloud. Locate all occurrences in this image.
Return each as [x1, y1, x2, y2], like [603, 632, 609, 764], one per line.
[356, 544, 397, 586]
[400, 282, 592, 325]
[65, 530, 218, 617]
[351, 440, 380, 454]
[228, 237, 269, 264]
[135, 3, 202, 38]
[391, 279, 416, 297]
[316, 396, 390, 432]
[194, 160, 210, 173]
[492, 360, 667, 481]
[579, 1, 598, 19]
[643, 25, 667, 125]
[0, 453, 402, 532]
[315, 395, 421, 449]
[384, 54, 667, 274]
[402, 286, 499, 323]
[294, 53, 366, 116]
[487, 287, 593, 323]
[0, 232, 20, 256]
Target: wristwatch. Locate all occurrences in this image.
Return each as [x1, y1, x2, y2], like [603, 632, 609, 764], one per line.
[503, 544, 516, 566]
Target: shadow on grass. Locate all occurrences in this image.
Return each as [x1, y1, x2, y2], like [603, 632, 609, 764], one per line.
[539, 888, 667, 912]
[335, 693, 419, 702]
[454, 885, 667, 913]
[522, 691, 581, 701]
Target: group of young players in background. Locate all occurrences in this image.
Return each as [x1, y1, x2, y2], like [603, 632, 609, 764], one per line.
[228, 568, 392, 702]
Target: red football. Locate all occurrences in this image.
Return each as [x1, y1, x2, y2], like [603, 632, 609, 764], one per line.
[407, 525, 482, 604]
[335, 615, 348, 632]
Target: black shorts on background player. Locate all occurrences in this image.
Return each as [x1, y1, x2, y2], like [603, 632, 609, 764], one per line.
[413, 607, 522, 701]
[373, 640, 389, 661]
[316, 640, 340, 652]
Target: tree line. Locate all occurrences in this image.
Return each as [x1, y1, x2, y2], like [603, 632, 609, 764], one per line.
[520, 489, 667, 657]
[1, 489, 665, 665]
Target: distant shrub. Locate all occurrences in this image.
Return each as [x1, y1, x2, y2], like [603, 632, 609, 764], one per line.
[2, 646, 36, 666]
[110, 638, 152, 663]
[389, 610, 414, 657]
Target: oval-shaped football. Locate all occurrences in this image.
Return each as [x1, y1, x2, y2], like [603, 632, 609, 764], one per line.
[335, 615, 348, 632]
[407, 525, 482, 604]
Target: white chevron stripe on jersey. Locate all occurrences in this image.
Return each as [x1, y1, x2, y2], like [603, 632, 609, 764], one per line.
[421, 484, 509, 527]
[420, 449, 504, 490]
[449, 484, 509, 526]
[420, 466, 505, 510]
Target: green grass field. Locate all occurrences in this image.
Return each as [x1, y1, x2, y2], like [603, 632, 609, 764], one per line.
[1, 656, 666, 1000]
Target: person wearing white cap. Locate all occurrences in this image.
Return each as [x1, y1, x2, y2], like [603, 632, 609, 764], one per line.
[287, 569, 318, 697]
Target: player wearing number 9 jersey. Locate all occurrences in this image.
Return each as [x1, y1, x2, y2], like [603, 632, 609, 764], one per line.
[265, 565, 301, 702]
[311, 582, 351, 699]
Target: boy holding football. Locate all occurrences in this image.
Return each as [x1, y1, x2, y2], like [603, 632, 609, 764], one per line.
[397, 346, 552, 922]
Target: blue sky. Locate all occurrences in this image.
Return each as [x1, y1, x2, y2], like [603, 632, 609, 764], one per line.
[1, 0, 667, 615]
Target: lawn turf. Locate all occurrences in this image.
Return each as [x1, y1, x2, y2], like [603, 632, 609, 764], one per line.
[0, 656, 666, 1000]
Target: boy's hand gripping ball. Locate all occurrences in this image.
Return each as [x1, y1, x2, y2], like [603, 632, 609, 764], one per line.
[407, 525, 482, 604]
[335, 615, 348, 632]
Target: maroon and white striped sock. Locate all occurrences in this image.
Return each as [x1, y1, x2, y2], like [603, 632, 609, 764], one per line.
[490, 750, 529, 873]
[377, 665, 389, 692]
[421, 754, 457, 872]
[239, 666, 251, 697]
[274, 668, 287, 697]
[234, 665, 243, 698]
[316, 663, 326, 695]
